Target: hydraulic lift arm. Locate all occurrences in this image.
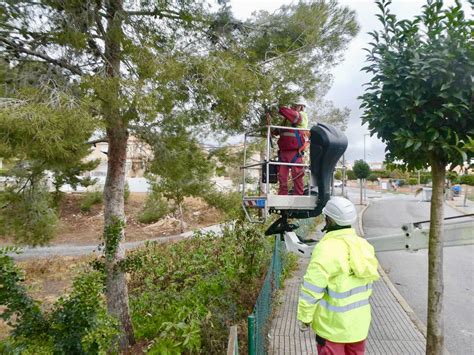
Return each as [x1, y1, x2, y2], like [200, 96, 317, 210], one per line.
[285, 215, 474, 258]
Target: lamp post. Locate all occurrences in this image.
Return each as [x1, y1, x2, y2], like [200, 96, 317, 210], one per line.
[363, 133, 370, 162]
[363, 134, 370, 202]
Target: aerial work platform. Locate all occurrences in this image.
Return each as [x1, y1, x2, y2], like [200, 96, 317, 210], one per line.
[241, 123, 347, 229]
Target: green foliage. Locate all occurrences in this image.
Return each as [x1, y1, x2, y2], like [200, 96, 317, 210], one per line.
[147, 126, 213, 207]
[104, 217, 125, 261]
[459, 174, 474, 186]
[0, 248, 49, 339]
[49, 271, 119, 354]
[360, 0, 473, 170]
[373, 169, 390, 178]
[202, 190, 243, 220]
[334, 170, 343, 180]
[0, 182, 58, 246]
[367, 173, 379, 182]
[0, 88, 98, 174]
[408, 178, 418, 186]
[446, 171, 459, 184]
[137, 193, 170, 224]
[123, 182, 130, 203]
[346, 169, 356, 180]
[353, 160, 371, 180]
[127, 222, 271, 353]
[307, 99, 350, 131]
[80, 191, 103, 213]
[0, 252, 118, 354]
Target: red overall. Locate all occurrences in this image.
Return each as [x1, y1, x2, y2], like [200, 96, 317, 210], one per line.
[277, 107, 306, 195]
[317, 338, 366, 355]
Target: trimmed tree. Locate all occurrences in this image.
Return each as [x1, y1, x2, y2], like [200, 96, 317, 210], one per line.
[359, 1, 473, 353]
[353, 159, 371, 204]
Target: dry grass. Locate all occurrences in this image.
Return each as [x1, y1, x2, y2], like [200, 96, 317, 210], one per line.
[0, 255, 94, 339]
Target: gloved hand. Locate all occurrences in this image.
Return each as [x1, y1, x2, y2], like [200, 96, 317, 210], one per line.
[298, 321, 311, 332]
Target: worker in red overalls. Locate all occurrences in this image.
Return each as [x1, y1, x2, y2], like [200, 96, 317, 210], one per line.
[276, 96, 309, 195]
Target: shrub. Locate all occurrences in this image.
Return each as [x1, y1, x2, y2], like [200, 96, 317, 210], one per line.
[346, 169, 356, 180]
[419, 173, 432, 184]
[137, 192, 169, 224]
[0, 250, 118, 354]
[459, 174, 474, 186]
[124, 181, 130, 203]
[372, 169, 390, 178]
[367, 173, 379, 182]
[127, 222, 272, 354]
[203, 190, 243, 220]
[0, 185, 58, 246]
[408, 178, 418, 185]
[80, 191, 103, 212]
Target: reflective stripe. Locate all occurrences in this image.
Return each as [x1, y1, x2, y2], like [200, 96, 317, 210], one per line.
[303, 280, 326, 294]
[299, 291, 318, 304]
[327, 283, 373, 299]
[319, 299, 370, 313]
[281, 132, 297, 137]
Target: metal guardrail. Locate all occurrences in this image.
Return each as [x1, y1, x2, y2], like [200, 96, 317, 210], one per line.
[247, 236, 282, 355]
[247, 218, 316, 355]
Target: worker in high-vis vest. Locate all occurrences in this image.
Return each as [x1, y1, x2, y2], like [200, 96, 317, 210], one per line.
[297, 197, 379, 355]
[277, 96, 309, 195]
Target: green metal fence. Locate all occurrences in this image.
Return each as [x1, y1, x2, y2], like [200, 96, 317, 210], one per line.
[247, 218, 316, 355]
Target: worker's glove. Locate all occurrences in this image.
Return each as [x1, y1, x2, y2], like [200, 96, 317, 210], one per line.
[298, 321, 310, 332]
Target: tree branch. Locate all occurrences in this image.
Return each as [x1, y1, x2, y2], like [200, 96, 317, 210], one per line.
[0, 37, 84, 76]
[125, 9, 182, 19]
[87, 138, 109, 146]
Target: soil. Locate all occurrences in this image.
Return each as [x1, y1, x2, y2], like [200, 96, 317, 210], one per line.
[1, 193, 223, 246]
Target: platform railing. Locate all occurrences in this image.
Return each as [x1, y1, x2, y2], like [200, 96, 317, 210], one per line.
[241, 125, 312, 223]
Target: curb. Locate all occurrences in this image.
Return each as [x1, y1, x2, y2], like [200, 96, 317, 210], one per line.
[445, 200, 472, 216]
[358, 201, 428, 338]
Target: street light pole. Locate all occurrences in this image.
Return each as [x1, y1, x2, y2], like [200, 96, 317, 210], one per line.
[363, 134, 370, 202]
[364, 133, 370, 162]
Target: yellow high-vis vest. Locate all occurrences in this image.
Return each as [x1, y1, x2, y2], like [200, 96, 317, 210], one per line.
[297, 228, 379, 343]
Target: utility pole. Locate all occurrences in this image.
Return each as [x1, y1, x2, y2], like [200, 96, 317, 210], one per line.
[363, 134, 369, 202]
[342, 154, 346, 198]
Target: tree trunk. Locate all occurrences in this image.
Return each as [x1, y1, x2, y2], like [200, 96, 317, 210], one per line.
[426, 156, 446, 354]
[103, 0, 135, 349]
[359, 178, 363, 205]
[179, 201, 185, 233]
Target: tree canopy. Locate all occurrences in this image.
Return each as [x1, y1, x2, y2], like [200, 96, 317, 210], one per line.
[359, 0, 473, 170]
[353, 159, 371, 180]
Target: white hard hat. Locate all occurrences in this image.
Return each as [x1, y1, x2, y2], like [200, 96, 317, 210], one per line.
[322, 197, 357, 226]
[294, 96, 307, 107]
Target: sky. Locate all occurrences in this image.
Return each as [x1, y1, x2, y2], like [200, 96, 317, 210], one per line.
[229, 0, 470, 164]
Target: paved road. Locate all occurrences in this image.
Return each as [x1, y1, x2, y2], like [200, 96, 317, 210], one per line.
[363, 195, 474, 354]
[10, 224, 224, 260]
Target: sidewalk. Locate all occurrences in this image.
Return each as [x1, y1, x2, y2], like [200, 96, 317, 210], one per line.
[268, 204, 426, 354]
[446, 194, 474, 215]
